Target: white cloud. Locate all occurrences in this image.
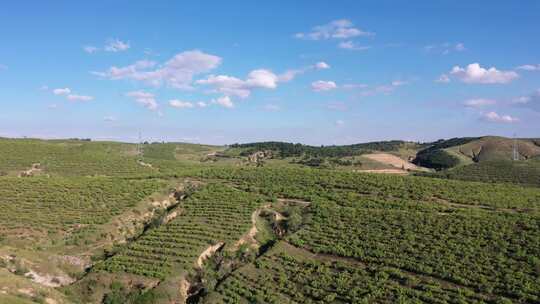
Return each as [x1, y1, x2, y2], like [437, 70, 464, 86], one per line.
[338, 40, 371, 51]
[126, 91, 158, 111]
[47, 104, 58, 109]
[516, 64, 540, 71]
[311, 80, 337, 92]
[104, 39, 130, 52]
[463, 98, 496, 108]
[212, 96, 234, 108]
[295, 19, 373, 40]
[455, 43, 466, 52]
[335, 120, 345, 127]
[53, 88, 71, 95]
[315, 61, 330, 69]
[436, 74, 451, 83]
[169, 100, 195, 109]
[197, 69, 280, 99]
[83, 46, 98, 54]
[246, 69, 278, 89]
[481, 111, 519, 123]
[103, 116, 117, 122]
[94, 50, 222, 90]
[449, 63, 519, 84]
[67, 94, 94, 102]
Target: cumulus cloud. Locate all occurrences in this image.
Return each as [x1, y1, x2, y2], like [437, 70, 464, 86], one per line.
[53, 88, 71, 95]
[481, 111, 519, 123]
[516, 64, 540, 71]
[67, 94, 94, 102]
[104, 39, 130, 52]
[315, 61, 330, 69]
[51, 87, 93, 102]
[338, 40, 371, 51]
[295, 19, 373, 40]
[125, 91, 158, 111]
[212, 96, 234, 108]
[169, 100, 194, 109]
[463, 98, 496, 108]
[312, 80, 337, 92]
[94, 50, 222, 90]
[448, 63, 519, 84]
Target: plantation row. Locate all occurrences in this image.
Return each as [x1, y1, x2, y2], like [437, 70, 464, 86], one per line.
[0, 139, 154, 177]
[0, 177, 163, 246]
[421, 159, 540, 187]
[210, 242, 490, 304]
[96, 183, 265, 279]
[197, 167, 540, 210]
[191, 167, 540, 303]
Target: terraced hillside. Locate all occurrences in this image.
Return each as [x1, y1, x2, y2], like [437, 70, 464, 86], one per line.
[420, 158, 540, 187]
[0, 138, 539, 304]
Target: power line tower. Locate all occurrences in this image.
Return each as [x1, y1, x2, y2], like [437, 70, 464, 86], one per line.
[513, 133, 519, 161]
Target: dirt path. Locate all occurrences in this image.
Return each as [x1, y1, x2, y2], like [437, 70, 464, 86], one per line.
[137, 160, 154, 168]
[18, 163, 43, 177]
[363, 153, 426, 171]
[196, 242, 224, 268]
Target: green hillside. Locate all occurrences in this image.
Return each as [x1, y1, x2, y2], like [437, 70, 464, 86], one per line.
[414, 136, 540, 170]
[0, 138, 539, 303]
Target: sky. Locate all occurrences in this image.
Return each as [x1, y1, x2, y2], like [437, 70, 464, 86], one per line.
[0, 1, 539, 145]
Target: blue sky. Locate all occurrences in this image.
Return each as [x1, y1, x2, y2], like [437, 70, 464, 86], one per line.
[0, 1, 539, 145]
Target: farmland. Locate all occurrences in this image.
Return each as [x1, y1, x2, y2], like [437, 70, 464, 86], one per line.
[0, 138, 539, 303]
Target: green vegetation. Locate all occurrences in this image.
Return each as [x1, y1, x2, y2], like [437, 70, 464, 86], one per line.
[95, 183, 264, 279]
[0, 177, 163, 248]
[1, 137, 539, 304]
[230, 140, 409, 158]
[420, 159, 540, 187]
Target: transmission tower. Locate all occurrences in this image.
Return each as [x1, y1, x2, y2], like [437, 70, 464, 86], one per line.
[513, 133, 519, 161]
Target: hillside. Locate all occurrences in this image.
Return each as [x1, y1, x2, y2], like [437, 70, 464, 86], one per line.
[414, 136, 540, 170]
[0, 138, 539, 303]
[419, 158, 540, 187]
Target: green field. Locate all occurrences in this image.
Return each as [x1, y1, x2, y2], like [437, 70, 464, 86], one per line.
[0, 138, 539, 304]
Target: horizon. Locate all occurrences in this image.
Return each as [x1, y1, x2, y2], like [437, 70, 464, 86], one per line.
[1, 1, 539, 145]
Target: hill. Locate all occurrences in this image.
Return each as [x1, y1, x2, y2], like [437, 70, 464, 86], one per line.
[414, 136, 540, 170]
[419, 158, 540, 187]
[0, 137, 539, 303]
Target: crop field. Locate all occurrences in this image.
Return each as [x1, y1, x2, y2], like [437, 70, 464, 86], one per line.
[95, 183, 265, 279]
[423, 159, 540, 187]
[0, 177, 163, 248]
[0, 140, 539, 304]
